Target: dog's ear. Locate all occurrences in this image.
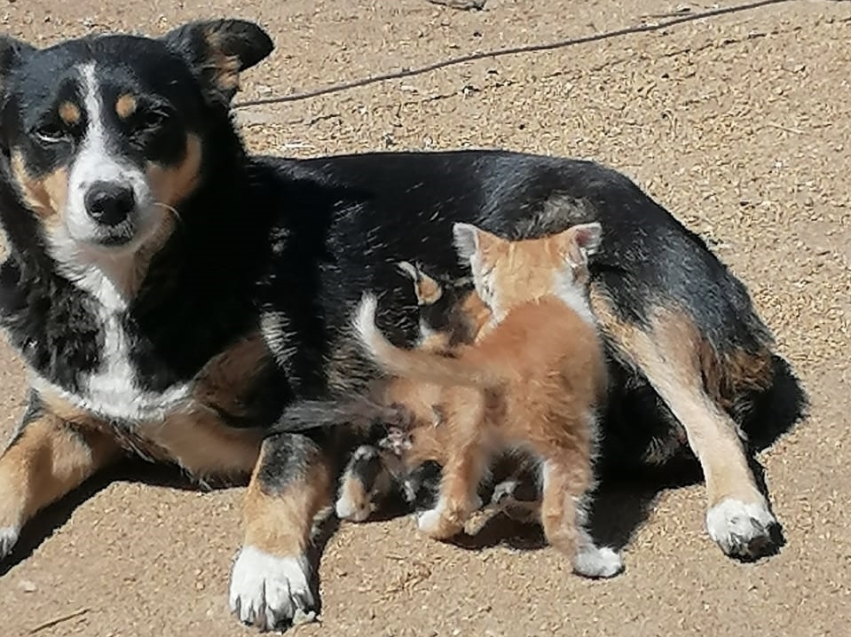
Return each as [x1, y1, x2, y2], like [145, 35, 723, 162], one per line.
[161, 19, 274, 105]
[0, 36, 36, 91]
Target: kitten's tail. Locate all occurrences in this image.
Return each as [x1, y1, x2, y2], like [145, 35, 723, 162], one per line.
[354, 293, 502, 389]
[269, 395, 408, 435]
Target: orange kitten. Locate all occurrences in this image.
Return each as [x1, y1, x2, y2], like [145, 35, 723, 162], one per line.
[355, 221, 623, 578]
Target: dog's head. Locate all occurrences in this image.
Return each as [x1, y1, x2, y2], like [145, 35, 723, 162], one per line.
[0, 19, 272, 263]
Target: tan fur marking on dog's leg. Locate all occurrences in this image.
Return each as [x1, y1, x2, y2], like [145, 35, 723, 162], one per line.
[140, 408, 262, 479]
[230, 440, 334, 628]
[0, 414, 120, 539]
[243, 444, 334, 556]
[702, 342, 774, 411]
[642, 310, 763, 509]
[595, 299, 776, 555]
[590, 291, 753, 498]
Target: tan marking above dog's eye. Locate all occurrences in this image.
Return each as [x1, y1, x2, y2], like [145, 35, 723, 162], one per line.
[115, 94, 138, 119]
[57, 101, 81, 126]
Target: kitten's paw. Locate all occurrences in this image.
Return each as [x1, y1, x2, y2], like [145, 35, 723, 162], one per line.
[573, 545, 624, 579]
[416, 507, 463, 540]
[334, 495, 372, 522]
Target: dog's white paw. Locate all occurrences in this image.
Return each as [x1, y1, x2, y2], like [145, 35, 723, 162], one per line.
[0, 525, 20, 560]
[573, 545, 624, 579]
[706, 497, 779, 559]
[229, 546, 317, 631]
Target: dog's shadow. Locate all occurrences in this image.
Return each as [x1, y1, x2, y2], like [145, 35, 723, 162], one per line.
[0, 460, 231, 577]
[444, 458, 705, 554]
[3, 349, 805, 576]
[438, 349, 810, 554]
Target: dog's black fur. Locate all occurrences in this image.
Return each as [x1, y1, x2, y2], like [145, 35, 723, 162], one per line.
[0, 19, 806, 632]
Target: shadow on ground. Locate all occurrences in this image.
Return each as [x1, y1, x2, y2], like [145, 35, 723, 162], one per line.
[2, 352, 807, 574]
[0, 460, 229, 577]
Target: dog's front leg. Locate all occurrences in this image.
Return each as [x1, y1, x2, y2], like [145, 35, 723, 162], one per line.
[0, 394, 120, 560]
[229, 431, 334, 631]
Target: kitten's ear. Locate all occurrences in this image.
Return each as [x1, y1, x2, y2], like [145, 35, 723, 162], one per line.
[562, 222, 603, 266]
[0, 36, 36, 91]
[452, 223, 481, 263]
[161, 19, 274, 105]
[414, 272, 443, 306]
[396, 261, 443, 305]
[572, 222, 603, 256]
[396, 260, 421, 282]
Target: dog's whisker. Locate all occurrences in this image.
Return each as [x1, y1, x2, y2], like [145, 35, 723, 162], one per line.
[153, 201, 183, 225]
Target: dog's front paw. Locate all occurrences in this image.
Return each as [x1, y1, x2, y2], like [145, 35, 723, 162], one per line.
[229, 546, 318, 631]
[0, 525, 20, 560]
[706, 497, 781, 560]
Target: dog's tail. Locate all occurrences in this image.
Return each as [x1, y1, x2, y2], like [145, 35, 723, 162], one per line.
[269, 394, 408, 435]
[354, 293, 503, 389]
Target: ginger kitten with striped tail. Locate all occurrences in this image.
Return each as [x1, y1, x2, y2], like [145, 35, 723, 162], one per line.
[354, 221, 623, 578]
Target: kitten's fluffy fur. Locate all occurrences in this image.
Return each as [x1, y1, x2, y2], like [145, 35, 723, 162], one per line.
[355, 222, 623, 578]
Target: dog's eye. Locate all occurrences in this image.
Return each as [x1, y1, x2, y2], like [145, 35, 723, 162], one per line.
[142, 110, 168, 130]
[34, 124, 67, 144]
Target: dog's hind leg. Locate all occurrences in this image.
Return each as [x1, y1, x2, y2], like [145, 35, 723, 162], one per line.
[595, 298, 780, 560]
[0, 391, 120, 560]
[229, 430, 335, 631]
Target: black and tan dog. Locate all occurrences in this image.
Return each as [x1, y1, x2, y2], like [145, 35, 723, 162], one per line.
[0, 18, 805, 632]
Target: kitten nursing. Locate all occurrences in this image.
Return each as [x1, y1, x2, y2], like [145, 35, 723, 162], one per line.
[334, 262, 493, 522]
[351, 221, 623, 578]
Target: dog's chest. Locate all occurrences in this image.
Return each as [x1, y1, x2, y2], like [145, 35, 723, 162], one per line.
[94, 307, 192, 420]
[38, 305, 192, 422]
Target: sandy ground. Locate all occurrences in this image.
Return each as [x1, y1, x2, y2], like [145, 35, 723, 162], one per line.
[1, 0, 850, 635]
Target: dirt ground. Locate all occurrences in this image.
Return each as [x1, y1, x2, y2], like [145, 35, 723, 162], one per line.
[1, 0, 850, 635]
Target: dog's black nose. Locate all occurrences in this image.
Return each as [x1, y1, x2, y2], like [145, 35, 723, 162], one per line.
[84, 182, 136, 226]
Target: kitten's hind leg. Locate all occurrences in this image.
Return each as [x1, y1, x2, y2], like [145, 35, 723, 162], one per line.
[416, 441, 486, 540]
[539, 456, 623, 579]
[416, 393, 486, 540]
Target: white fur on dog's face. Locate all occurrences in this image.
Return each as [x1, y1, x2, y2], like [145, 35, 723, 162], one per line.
[40, 64, 173, 313]
[60, 64, 161, 251]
